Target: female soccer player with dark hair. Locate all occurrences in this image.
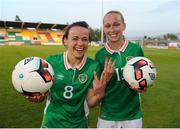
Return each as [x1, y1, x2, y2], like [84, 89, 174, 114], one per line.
[26, 21, 115, 128]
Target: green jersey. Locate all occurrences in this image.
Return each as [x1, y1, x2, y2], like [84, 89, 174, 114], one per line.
[95, 40, 144, 121]
[41, 51, 100, 128]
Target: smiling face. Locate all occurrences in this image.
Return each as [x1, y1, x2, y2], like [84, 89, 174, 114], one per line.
[64, 26, 89, 60]
[103, 12, 126, 43]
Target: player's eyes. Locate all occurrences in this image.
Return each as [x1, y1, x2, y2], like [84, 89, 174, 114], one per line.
[71, 37, 78, 41]
[104, 25, 110, 28]
[113, 23, 120, 27]
[104, 22, 121, 28]
[82, 38, 88, 42]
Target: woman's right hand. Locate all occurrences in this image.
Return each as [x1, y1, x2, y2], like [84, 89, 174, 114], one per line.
[25, 91, 49, 103]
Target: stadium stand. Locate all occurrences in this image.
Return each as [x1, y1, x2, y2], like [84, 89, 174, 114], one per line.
[0, 28, 6, 45]
[21, 29, 39, 45]
[0, 20, 67, 45]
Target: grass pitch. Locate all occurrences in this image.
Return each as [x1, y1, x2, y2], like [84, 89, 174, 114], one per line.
[0, 45, 180, 127]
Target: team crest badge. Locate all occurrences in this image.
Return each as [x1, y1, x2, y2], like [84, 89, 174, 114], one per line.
[78, 74, 88, 83]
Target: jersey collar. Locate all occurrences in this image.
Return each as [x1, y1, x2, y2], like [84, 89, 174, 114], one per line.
[105, 39, 128, 54]
[63, 51, 87, 70]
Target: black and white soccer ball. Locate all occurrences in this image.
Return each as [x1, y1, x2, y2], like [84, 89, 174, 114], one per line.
[123, 57, 157, 91]
[12, 57, 54, 94]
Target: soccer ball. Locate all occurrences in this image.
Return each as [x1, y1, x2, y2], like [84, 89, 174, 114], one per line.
[123, 57, 157, 91]
[12, 57, 54, 94]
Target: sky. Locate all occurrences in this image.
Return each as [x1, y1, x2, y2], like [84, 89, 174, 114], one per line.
[0, 0, 180, 38]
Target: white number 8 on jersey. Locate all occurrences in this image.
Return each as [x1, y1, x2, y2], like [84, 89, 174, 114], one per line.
[63, 85, 73, 99]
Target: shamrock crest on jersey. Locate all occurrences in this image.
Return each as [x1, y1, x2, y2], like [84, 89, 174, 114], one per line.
[78, 74, 88, 83]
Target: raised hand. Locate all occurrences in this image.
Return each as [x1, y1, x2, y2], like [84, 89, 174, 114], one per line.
[93, 57, 116, 100]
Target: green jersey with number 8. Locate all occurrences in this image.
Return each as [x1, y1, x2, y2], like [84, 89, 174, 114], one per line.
[41, 51, 100, 128]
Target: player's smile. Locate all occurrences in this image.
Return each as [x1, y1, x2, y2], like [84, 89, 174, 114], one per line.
[109, 33, 119, 39]
[75, 47, 84, 53]
[73, 46, 86, 59]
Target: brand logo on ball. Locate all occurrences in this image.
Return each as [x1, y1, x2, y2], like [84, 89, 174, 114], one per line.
[18, 73, 24, 80]
[126, 56, 133, 62]
[24, 57, 34, 65]
[149, 73, 156, 80]
[78, 74, 87, 83]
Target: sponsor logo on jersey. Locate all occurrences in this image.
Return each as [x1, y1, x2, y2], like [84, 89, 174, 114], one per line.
[100, 114, 107, 118]
[78, 74, 87, 83]
[56, 74, 64, 80]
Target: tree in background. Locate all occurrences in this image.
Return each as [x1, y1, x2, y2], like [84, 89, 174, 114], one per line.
[90, 28, 100, 41]
[90, 28, 106, 43]
[163, 33, 178, 41]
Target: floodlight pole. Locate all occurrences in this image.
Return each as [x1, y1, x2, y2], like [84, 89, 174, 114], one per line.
[101, 0, 104, 44]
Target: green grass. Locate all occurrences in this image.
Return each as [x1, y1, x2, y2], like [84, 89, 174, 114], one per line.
[141, 48, 180, 127]
[0, 45, 180, 127]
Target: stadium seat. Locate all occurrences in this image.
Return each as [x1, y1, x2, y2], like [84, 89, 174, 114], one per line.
[0, 29, 6, 45]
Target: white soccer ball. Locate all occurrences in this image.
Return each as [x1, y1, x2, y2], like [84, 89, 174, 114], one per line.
[123, 57, 157, 91]
[12, 57, 54, 94]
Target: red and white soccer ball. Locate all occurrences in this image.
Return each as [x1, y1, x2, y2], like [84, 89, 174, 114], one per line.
[12, 57, 54, 94]
[123, 57, 157, 91]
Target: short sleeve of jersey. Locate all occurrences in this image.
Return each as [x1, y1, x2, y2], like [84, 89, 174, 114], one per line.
[95, 51, 104, 73]
[45, 56, 52, 65]
[88, 61, 101, 90]
[45, 55, 60, 67]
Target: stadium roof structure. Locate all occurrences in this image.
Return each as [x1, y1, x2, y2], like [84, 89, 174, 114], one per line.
[0, 20, 67, 30]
